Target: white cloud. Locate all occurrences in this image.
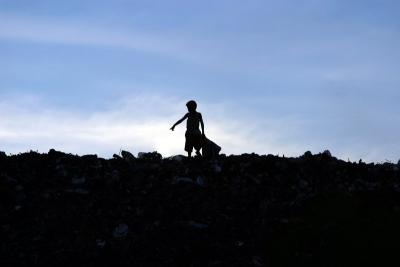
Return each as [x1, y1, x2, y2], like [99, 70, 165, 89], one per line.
[0, 93, 292, 158]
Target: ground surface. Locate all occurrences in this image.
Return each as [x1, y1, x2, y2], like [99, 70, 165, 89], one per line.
[1, 150, 400, 266]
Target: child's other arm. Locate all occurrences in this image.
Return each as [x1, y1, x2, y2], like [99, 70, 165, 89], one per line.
[200, 114, 205, 136]
[170, 114, 188, 131]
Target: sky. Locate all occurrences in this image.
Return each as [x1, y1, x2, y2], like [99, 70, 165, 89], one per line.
[0, 0, 399, 162]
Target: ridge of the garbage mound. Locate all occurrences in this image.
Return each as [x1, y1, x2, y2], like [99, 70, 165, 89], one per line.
[1, 148, 396, 164]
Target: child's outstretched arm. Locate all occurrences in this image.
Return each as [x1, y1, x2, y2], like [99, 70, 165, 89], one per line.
[170, 114, 188, 131]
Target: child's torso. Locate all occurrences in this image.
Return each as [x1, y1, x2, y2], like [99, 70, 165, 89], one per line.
[186, 112, 201, 134]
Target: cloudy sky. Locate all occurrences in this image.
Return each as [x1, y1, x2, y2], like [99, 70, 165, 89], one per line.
[0, 0, 399, 162]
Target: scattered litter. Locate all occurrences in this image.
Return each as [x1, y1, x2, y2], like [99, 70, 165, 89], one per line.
[96, 239, 106, 248]
[235, 241, 244, 247]
[252, 256, 263, 266]
[15, 185, 24, 191]
[113, 223, 129, 238]
[121, 150, 135, 161]
[322, 150, 332, 157]
[213, 164, 222, 173]
[188, 221, 209, 229]
[71, 177, 86, 185]
[1, 149, 399, 266]
[168, 155, 185, 162]
[173, 177, 193, 184]
[196, 176, 205, 187]
[138, 151, 162, 161]
[65, 188, 89, 194]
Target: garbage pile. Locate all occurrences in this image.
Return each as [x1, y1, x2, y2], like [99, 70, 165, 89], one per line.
[1, 149, 400, 266]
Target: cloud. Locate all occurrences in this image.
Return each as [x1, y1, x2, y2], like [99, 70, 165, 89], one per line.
[0, 13, 202, 63]
[0, 93, 290, 158]
[0, 13, 250, 74]
[0, 92, 399, 162]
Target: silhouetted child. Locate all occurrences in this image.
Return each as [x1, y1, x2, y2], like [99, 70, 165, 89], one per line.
[170, 100, 205, 157]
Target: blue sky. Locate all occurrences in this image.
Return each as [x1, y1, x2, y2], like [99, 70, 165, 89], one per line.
[0, 0, 399, 162]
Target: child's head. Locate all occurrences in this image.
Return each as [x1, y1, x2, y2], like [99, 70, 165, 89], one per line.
[186, 100, 197, 112]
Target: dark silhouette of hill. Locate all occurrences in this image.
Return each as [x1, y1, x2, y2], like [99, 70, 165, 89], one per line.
[1, 149, 400, 266]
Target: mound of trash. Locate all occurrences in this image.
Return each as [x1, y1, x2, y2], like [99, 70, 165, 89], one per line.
[1, 149, 400, 266]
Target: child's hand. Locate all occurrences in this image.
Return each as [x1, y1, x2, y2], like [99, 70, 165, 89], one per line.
[170, 126, 175, 131]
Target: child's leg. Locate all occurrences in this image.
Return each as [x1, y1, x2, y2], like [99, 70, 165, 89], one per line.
[188, 151, 192, 157]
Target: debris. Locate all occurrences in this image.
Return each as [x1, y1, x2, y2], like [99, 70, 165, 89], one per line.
[65, 188, 89, 194]
[322, 149, 332, 157]
[71, 177, 86, 185]
[196, 176, 205, 187]
[173, 177, 193, 184]
[113, 154, 122, 159]
[15, 185, 24, 191]
[188, 221, 209, 229]
[213, 163, 222, 173]
[235, 241, 244, 247]
[113, 223, 129, 238]
[0, 149, 399, 266]
[121, 150, 135, 162]
[252, 256, 263, 266]
[168, 155, 185, 162]
[96, 239, 106, 248]
[137, 151, 162, 161]
[302, 151, 313, 158]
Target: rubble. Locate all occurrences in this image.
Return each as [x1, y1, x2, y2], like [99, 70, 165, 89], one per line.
[113, 223, 129, 238]
[121, 150, 135, 162]
[1, 149, 400, 266]
[167, 155, 185, 162]
[137, 151, 162, 161]
[322, 149, 332, 157]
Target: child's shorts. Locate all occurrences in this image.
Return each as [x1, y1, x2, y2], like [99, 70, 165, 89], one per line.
[184, 132, 203, 152]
